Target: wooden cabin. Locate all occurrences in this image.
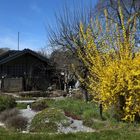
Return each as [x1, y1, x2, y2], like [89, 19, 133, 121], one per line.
[0, 49, 52, 92]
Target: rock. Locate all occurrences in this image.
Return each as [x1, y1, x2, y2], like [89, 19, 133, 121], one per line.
[70, 120, 74, 124]
[57, 116, 95, 133]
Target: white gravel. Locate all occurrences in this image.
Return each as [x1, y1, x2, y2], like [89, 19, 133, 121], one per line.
[58, 116, 95, 133]
[0, 122, 5, 127]
[20, 108, 37, 123]
[20, 106, 37, 132]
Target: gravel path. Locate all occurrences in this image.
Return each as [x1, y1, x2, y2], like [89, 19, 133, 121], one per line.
[20, 109, 36, 122]
[20, 108, 95, 134]
[20, 106, 37, 132]
[58, 116, 95, 133]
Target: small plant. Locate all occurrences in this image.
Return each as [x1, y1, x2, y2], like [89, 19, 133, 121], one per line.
[0, 108, 19, 122]
[5, 115, 28, 131]
[31, 99, 50, 111]
[0, 95, 16, 112]
[0, 108, 28, 131]
[30, 108, 69, 133]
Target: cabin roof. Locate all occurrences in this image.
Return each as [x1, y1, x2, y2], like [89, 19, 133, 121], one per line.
[0, 49, 49, 65]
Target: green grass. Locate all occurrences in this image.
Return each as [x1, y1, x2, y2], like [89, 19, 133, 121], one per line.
[0, 130, 140, 140]
[0, 95, 16, 112]
[30, 98, 140, 131]
[0, 127, 8, 133]
[32, 98, 103, 128]
[2, 98, 140, 139]
[16, 103, 28, 109]
[40, 98, 100, 119]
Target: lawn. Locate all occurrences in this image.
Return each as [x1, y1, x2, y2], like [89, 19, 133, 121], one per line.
[0, 127, 140, 140]
[1, 97, 140, 140]
[30, 98, 140, 133]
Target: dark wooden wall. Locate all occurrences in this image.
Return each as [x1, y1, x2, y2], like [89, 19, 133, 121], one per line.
[0, 54, 47, 77]
[0, 53, 51, 91]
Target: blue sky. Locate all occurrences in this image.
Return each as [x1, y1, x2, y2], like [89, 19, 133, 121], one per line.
[0, 0, 97, 53]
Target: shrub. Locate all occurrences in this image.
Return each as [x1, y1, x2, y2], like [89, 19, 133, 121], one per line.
[0, 108, 19, 122]
[0, 95, 16, 112]
[76, 8, 140, 122]
[31, 100, 50, 111]
[5, 115, 28, 131]
[30, 108, 69, 133]
[0, 108, 28, 131]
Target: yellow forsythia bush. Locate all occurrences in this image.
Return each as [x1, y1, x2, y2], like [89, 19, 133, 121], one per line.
[76, 7, 139, 122]
[100, 57, 140, 121]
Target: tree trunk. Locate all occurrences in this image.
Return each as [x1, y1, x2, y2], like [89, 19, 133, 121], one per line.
[99, 103, 103, 120]
[81, 86, 89, 102]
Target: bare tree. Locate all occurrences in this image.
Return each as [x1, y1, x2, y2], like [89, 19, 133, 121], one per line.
[94, 0, 140, 25]
[48, 0, 140, 101]
[48, 2, 95, 101]
[94, 0, 140, 45]
[49, 0, 140, 51]
[38, 47, 49, 58]
[0, 48, 9, 55]
[48, 2, 94, 52]
[49, 48, 77, 92]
